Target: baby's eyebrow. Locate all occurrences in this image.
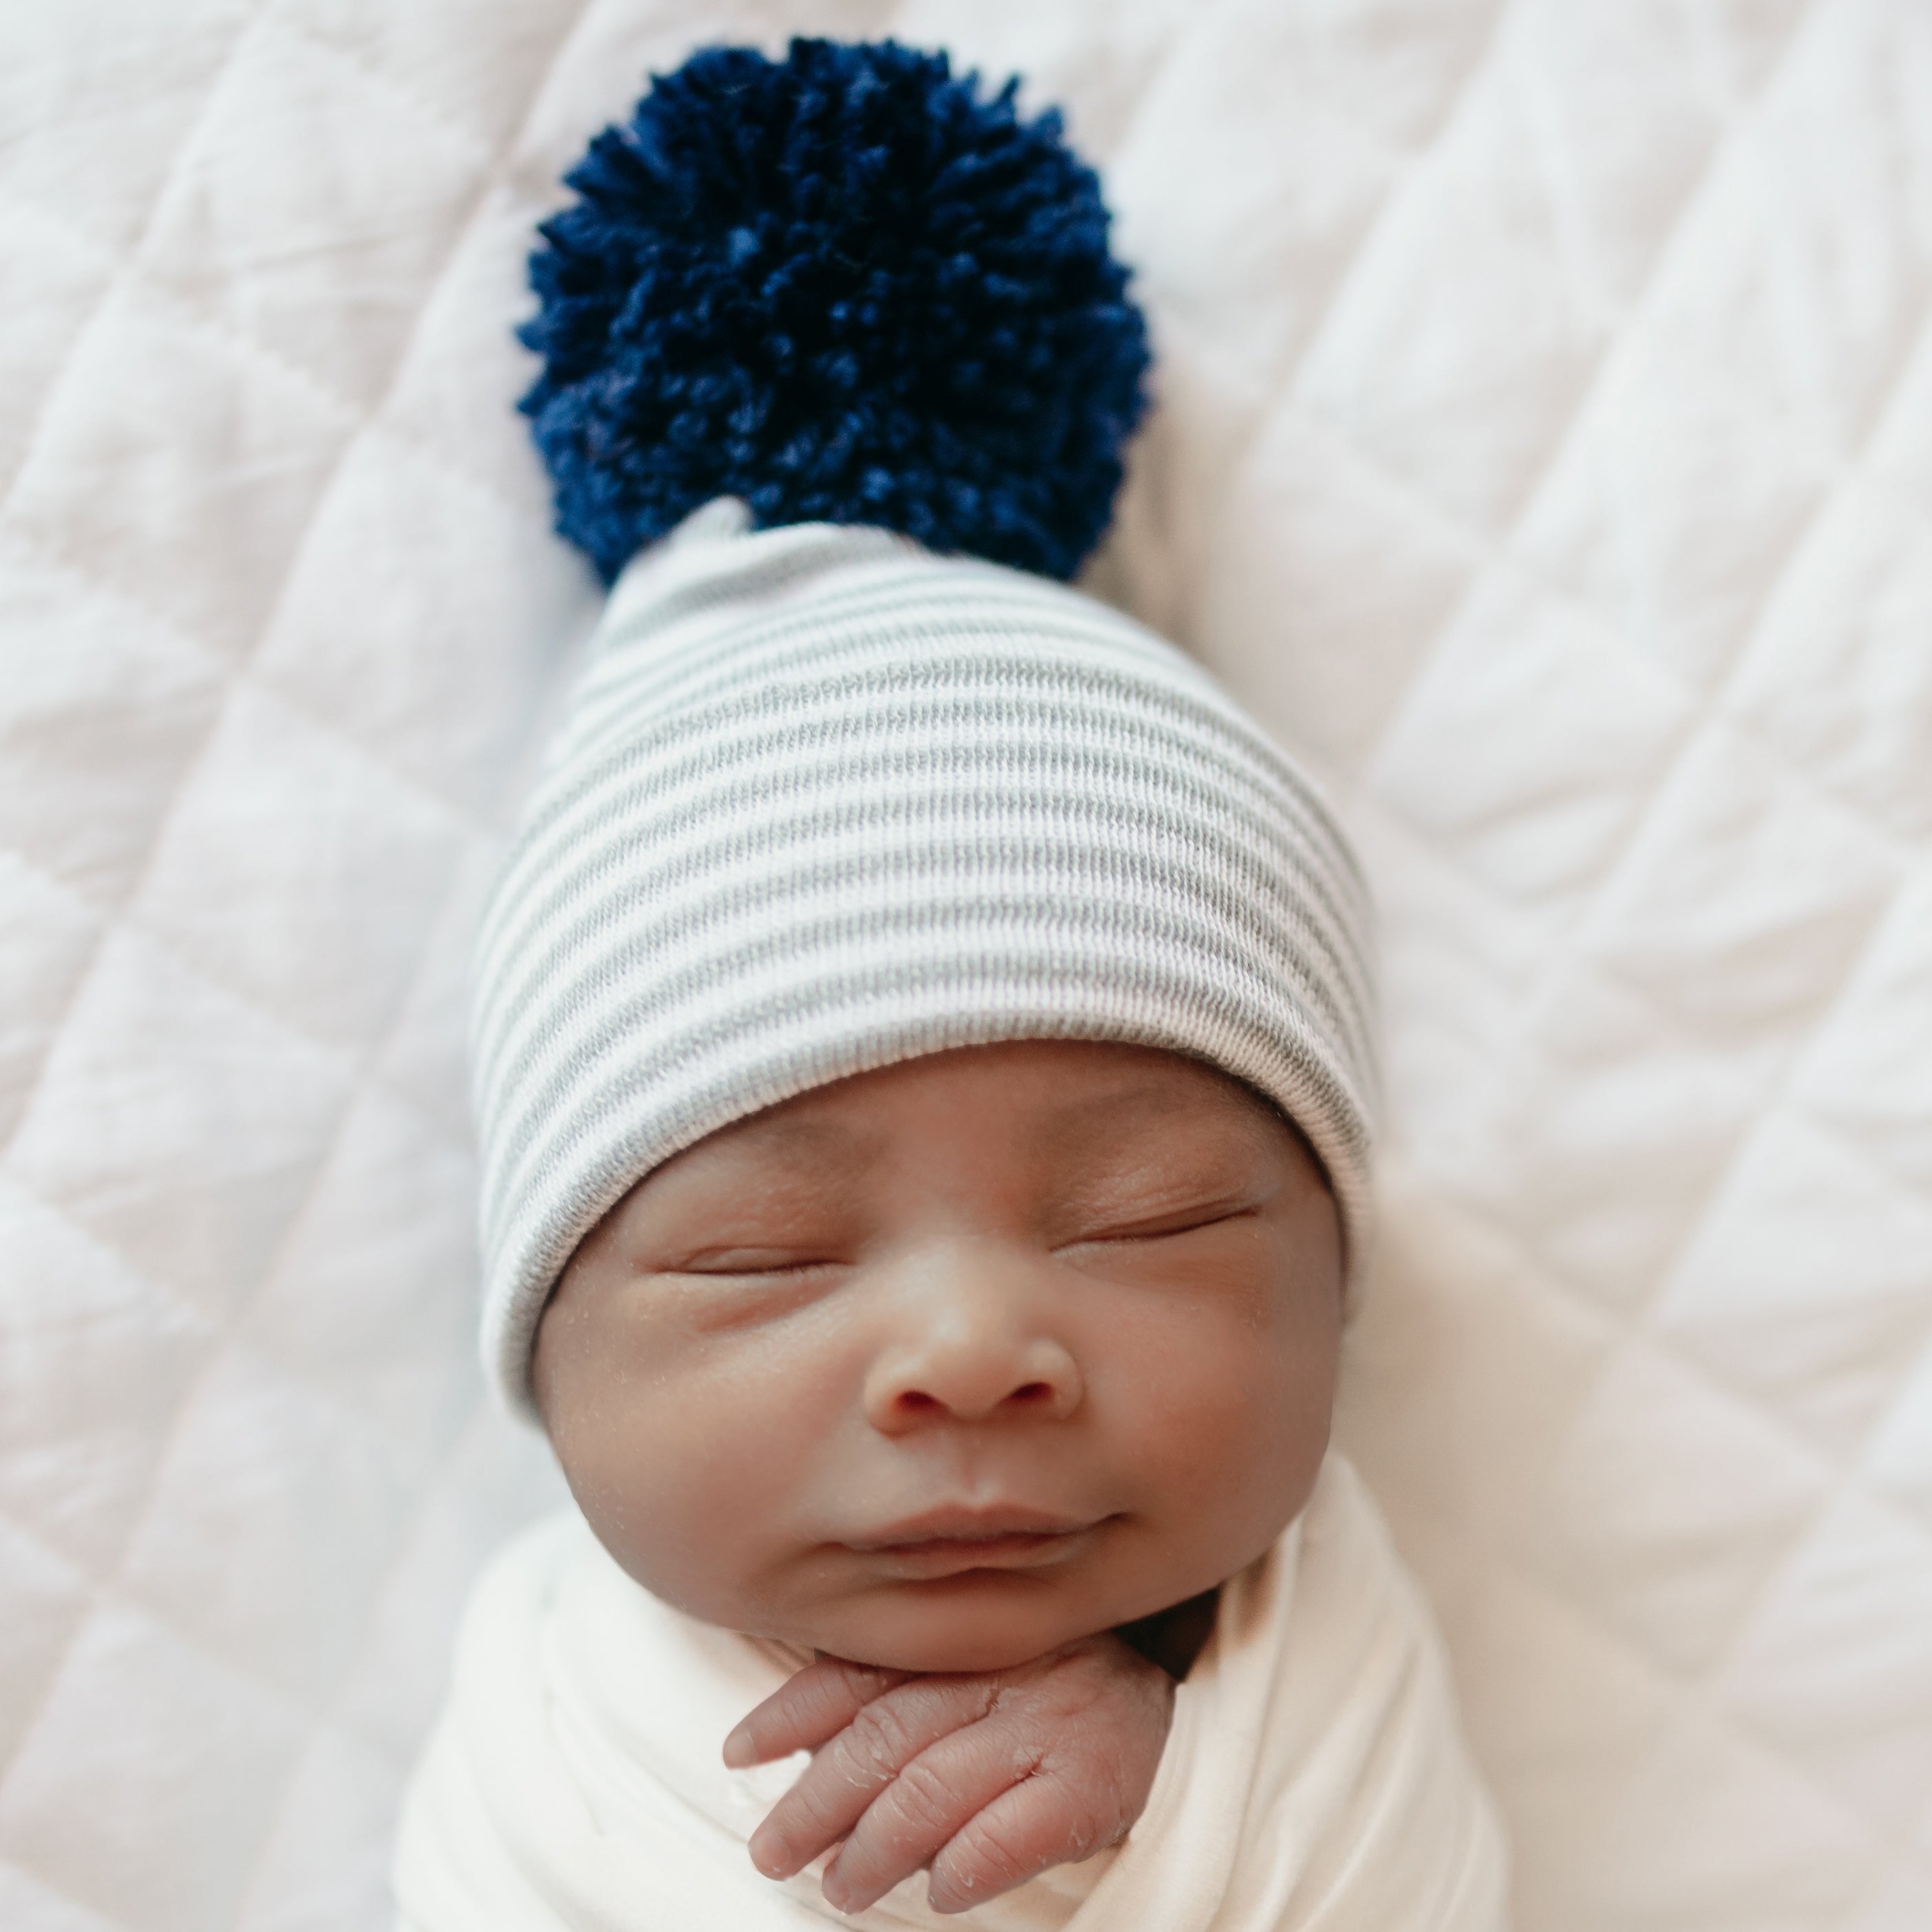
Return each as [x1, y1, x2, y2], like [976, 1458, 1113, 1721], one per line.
[716, 1112, 881, 1166]
[1030, 1083, 1195, 1150]
[728, 1081, 1197, 1171]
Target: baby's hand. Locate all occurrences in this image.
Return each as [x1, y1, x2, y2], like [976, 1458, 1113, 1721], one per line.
[723, 1634, 1174, 1915]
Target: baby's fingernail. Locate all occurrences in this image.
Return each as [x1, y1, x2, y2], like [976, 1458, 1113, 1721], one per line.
[722, 1728, 754, 1768]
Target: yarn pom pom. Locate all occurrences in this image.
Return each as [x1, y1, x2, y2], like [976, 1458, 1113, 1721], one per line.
[518, 38, 1150, 586]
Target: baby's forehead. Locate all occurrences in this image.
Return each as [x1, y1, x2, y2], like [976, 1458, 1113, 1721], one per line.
[646, 1039, 1297, 1191]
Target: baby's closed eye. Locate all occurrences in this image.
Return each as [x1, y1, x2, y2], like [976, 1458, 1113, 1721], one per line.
[1062, 1200, 1262, 1245]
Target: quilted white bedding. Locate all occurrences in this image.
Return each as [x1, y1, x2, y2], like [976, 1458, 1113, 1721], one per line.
[2, 3, 1929, 1931]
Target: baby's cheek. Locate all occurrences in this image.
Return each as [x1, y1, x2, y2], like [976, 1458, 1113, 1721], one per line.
[1117, 1324, 1279, 1480]
[593, 1401, 789, 1610]
[1118, 1331, 1328, 1576]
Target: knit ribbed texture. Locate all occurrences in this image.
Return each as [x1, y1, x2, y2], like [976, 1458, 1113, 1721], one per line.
[473, 500, 1379, 1420]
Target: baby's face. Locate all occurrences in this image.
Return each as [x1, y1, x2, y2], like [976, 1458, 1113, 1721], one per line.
[533, 1040, 1342, 1673]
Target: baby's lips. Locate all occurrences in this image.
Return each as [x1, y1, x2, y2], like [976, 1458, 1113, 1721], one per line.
[846, 1503, 1102, 1548]
[853, 1528, 1098, 1580]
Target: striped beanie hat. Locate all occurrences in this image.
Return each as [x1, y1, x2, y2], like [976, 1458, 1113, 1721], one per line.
[474, 41, 1379, 1419]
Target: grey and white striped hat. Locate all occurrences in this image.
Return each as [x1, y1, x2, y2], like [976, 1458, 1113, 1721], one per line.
[471, 497, 1379, 1421]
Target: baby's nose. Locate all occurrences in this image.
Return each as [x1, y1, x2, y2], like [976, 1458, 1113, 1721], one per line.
[862, 1265, 1083, 1432]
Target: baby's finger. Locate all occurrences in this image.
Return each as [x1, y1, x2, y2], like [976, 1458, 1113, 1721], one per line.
[747, 1677, 999, 1881]
[925, 1765, 1128, 1915]
[725, 1656, 913, 1768]
[820, 1723, 1037, 1915]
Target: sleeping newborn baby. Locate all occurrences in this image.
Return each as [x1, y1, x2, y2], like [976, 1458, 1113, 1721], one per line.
[392, 38, 1505, 1931]
[538, 1035, 1344, 1915]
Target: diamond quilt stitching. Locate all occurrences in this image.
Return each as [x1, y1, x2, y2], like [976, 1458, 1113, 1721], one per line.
[5, 3, 1930, 1931]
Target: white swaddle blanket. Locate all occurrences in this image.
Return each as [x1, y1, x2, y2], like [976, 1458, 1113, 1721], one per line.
[393, 1455, 1507, 1931]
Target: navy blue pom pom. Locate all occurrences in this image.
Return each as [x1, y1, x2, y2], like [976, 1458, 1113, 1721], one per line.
[518, 38, 1151, 586]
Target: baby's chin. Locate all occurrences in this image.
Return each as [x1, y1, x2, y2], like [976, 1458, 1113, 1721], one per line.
[783, 1578, 1127, 1674]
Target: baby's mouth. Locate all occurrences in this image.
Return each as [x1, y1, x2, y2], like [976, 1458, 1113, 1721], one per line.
[842, 1506, 1110, 1576]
